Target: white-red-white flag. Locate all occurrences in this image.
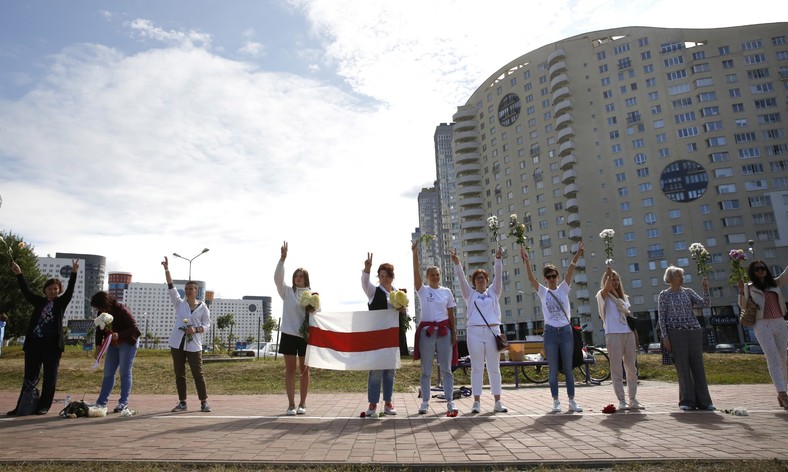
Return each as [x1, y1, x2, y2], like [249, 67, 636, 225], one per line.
[305, 309, 401, 371]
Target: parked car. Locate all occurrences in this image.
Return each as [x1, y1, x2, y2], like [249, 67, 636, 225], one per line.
[646, 343, 661, 354]
[714, 343, 738, 353]
[231, 342, 277, 358]
[743, 343, 764, 354]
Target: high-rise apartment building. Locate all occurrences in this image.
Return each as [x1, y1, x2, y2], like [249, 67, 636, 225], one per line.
[108, 272, 132, 303]
[36, 256, 86, 325]
[55, 252, 106, 319]
[447, 23, 788, 348]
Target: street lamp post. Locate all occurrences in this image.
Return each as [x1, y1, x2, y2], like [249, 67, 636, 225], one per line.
[172, 248, 210, 280]
[143, 312, 148, 349]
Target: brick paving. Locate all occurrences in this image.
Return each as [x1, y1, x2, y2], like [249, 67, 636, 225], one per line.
[0, 381, 786, 467]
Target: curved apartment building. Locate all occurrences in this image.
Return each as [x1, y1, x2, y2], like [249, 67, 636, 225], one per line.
[450, 23, 788, 347]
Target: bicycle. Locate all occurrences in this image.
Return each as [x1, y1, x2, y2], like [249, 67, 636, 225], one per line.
[521, 345, 610, 384]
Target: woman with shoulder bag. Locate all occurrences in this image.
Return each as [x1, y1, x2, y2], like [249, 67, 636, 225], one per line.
[738, 261, 788, 409]
[451, 246, 507, 414]
[596, 266, 642, 410]
[522, 241, 584, 413]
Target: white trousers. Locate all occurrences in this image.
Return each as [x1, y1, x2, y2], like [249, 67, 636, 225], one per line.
[467, 325, 503, 396]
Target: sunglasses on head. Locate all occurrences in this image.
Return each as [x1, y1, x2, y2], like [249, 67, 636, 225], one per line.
[545, 274, 558, 279]
[754, 266, 767, 272]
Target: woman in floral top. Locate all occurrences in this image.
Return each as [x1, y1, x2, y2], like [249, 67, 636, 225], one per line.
[657, 266, 713, 411]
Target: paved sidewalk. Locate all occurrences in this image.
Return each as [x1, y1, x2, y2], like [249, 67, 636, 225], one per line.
[0, 381, 786, 467]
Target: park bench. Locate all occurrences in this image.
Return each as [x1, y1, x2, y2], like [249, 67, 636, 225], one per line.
[455, 341, 597, 388]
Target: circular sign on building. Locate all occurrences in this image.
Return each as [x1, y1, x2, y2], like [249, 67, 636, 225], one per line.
[497, 93, 521, 127]
[659, 159, 708, 202]
[59, 265, 72, 278]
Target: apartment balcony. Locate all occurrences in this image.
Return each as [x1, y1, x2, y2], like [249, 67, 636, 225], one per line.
[573, 273, 588, 284]
[565, 198, 579, 211]
[560, 153, 578, 170]
[453, 130, 480, 142]
[455, 162, 481, 174]
[457, 173, 482, 185]
[458, 196, 483, 207]
[455, 141, 479, 152]
[577, 304, 592, 316]
[563, 183, 579, 197]
[553, 98, 573, 116]
[460, 219, 485, 230]
[457, 184, 482, 196]
[463, 242, 488, 253]
[463, 230, 487, 241]
[550, 73, 569, 90]
[575, 289, 590, 300]
[455, 151, 480, 164]
[549, 59, 568, 77]
[555, 113, 574, 130]
[567, 213, 581, 226]
[547, 48, 566, 67]
[569, 228, 583, 240]
[562, 168, 577, 184]
[452, 107, 476, 122]
[648, 249, 665, 260]
[558, 140, 575, 156]
[459, 207, 485, 219]
[551, 86, 571, 103]
[557, 126, 575, 143]
[574, 258, 586, 269]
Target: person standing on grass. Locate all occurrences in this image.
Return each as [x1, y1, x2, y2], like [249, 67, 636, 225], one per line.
[7, 259, 78, 416]
[162, 257, 211, 413]
[360, 253, 403, 417]
[521, 242, 584, 414]
[658, 265, 713, 411]
[274, 241, 313, 416]
[738, 261, 788, 409]
[91, 291, 141, 413]
[411, 241, 458, 416]
[451, 246, 508, 414]
[596, 266, 642, 411]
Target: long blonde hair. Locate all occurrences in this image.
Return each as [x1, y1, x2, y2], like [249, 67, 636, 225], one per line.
[600, 269, 626, 300]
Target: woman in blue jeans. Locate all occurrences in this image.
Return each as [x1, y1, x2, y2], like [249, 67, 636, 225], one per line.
[522, 241, 584, 413]
[91, 291, 141, 413]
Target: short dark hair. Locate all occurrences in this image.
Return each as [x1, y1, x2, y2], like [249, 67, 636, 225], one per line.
[543, 264, 558, 278]
[43, 278, 63, 294]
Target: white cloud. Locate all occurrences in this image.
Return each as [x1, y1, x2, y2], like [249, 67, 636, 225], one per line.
[127, 18, 213, 49]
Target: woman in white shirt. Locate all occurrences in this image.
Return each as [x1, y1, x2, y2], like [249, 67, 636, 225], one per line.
[596, 266, 642, 410]
[451, 246, 507, 414]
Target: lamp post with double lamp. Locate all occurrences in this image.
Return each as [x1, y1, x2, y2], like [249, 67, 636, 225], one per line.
[172, 248, 210, 280]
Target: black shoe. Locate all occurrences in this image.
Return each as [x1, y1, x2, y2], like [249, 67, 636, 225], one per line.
[6, 409, 17, 416]
[34, 409, 48, 415]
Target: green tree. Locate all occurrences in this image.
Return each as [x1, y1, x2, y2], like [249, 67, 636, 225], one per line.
[0, 231, 46, 340]
[216, 313, 236, 353]
[262, 316, 278, 342]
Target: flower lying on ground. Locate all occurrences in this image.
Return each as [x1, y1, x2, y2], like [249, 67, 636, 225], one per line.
[723, 407, 749, 416]
[602, 404, 617, 414]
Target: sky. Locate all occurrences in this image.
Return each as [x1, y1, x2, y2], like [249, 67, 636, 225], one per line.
[0, 0, 785, 324]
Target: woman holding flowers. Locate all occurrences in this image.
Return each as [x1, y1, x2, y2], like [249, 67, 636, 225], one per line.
[90, 291, 141, 413]
[162, 258, 211, 413]
[275, 241, 314, 416]
[7, 259, 79, 416]
[737, 261, 788, 408]
[361, 253, 406, 416]
[522, 241, 584, 413]
[412, 241, 458, 416]
[658, 266, 713, 411]
[451, 246, 508, 414]
[596, 267, 642, 410]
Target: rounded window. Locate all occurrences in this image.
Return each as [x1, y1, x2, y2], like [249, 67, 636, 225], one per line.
[659, 160, 708, 202]
[497, 93, 521, 126]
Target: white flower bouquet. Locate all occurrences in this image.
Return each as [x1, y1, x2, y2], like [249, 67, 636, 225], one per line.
[179, 318, 194, 343]
[299, 291, 320, 342]
[487, 215, 500, 243]
[689, 243, 711, 278]
[508, 214, 529, 250]
[599, 229, 615, 265]
[92, 312, 115, 369]
[390, 289, 411, 333]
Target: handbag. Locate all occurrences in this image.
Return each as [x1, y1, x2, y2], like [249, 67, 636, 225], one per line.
[474, 300, 508, 352]
[626, 315, 638, 332]
[547, 291, 584, 371]
[740, 285, 758, 328]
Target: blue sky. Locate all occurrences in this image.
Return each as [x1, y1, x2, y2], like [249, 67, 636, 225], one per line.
[0, 0, 784, 322]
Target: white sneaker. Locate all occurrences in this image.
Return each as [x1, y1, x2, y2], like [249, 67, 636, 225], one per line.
[568, 399, 583, 412]
[471, 400, 481, 413]
[447, 401, 456, 412]
[418, 401, 429, 414]
[296, 405, 306, 415]
[364, 408, 377, 417]
[384, 403, 397, 415]
[285, 407, 296, 416]
[494, 400, 508, 413]
[618, 401, 629, 410]
[629, 399, 644, 410]
[551, 399, 561, 413]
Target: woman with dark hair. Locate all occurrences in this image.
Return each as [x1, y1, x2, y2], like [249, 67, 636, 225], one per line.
[275, 241, 314, 416]
[360, 254, 404, 416]
[90, 291, 141, 413]
[596, 267, 641, 410]
[451, 246, 507, 414]
[522, 241, 584, 413]
[7, 259, 79, 416]
[738, 261, 788, 408]
[658, 265, 713, 411]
